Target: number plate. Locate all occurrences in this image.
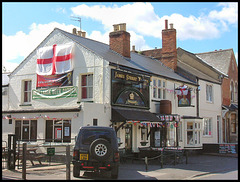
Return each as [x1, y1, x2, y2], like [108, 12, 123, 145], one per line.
[80, 154, 88, 160]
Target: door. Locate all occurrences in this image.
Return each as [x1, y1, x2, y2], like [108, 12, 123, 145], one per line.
[22, 120, 29, 141]
[125, 124, 132, 153]
[155, 130, 161, 147]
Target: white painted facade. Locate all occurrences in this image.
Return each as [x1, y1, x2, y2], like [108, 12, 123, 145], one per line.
[199, 79, 222, 144]
[2, 28, 222, 153]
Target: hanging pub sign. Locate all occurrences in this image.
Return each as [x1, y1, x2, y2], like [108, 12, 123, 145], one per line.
[36, 43, 74, 88]
[175, 85, 191, 107]
[111, 69, 150, 109]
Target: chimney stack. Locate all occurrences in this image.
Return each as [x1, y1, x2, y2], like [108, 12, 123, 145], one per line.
[109, 23, 131, 58]
[161, 19, 177, 72]
[132, 45, 136, 52]
[72, 28, 77, 35]
[72, 28, 86, 38]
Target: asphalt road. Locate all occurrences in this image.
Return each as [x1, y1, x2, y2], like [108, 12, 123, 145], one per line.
[2, 154, 238, 180]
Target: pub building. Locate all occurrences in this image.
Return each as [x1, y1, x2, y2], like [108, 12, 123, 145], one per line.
[2, 22, 201, 156]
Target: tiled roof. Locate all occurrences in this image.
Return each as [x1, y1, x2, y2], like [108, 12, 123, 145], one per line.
[195, 49, 233, 76]
[58, 28, 195, 85]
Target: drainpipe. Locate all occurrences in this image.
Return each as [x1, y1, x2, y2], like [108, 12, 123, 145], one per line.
[196, 77, 199, 117]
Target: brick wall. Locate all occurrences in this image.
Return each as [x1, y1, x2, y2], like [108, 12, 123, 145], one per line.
[109, 31, 130, 58]
[221, 52, 238, 106]
[161, 23, 177, 72]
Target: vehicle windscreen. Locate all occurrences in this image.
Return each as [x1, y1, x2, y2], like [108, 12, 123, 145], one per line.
[81, 130, 112, 145]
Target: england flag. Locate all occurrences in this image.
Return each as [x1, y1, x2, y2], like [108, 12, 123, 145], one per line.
[36, 43, 73, 75]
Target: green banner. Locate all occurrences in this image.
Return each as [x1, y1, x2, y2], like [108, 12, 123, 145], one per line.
[32, 86, 78, 99]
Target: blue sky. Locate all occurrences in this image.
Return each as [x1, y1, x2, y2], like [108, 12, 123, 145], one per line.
[2, 2, 238, 72]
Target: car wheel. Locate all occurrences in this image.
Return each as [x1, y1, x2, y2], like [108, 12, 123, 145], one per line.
[111, 166, 119, 179]
[73, 164, 80, 177]
[90, 138, 112, 161]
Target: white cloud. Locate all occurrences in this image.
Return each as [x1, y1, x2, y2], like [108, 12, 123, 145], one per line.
[209, 3, 238, 25]
[2, 2, 238, 72]
[71, 2, 237, 42]
[2, 22, 77, 72]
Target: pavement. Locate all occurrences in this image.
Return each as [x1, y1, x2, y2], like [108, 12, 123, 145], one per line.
[2, 153, 238, 180]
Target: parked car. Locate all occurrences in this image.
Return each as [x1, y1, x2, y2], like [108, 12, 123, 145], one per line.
[72, 126, 120, 179]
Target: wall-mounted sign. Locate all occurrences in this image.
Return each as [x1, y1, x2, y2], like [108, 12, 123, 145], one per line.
[111, 69, 150, 109]
[176, 85, 191, 107]
[47, 148, 55, 156]
[32, 86, 77, 99]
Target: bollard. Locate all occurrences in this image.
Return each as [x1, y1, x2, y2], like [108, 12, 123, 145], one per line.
[22, 143, 27, 180]
[174, 150, 176, 166]
[185, 150, 188, 164]
[161, 150, 163, 168]
[66, 145, 71, 180]
[145, 157, 148, 172]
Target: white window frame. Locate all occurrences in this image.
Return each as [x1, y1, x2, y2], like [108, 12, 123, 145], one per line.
[185, 119, 202, 147]
[203, 118, 212, 137]
[22, 80, 32, 104]
[80, 73, 93, 101]
[152, 78, 166, 100]
[206, 84, 213, 103]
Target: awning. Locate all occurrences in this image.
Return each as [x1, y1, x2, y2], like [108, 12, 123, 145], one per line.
[112, 106, 160, 122]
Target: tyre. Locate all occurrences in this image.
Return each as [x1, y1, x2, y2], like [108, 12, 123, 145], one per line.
[90, 138, 112, 161]
[73, 164, 80, 177]
[111, 166, 119, 179]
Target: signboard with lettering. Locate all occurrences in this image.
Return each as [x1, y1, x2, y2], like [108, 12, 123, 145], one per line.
[111, 69, 150, 109]
[32, 86, 77, 99]
[219, 144, 237, 154]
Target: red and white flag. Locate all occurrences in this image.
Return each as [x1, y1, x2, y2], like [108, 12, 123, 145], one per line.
[36, 43, 73, 75]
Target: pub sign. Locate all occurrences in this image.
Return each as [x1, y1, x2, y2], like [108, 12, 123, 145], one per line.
[111, 69, 150, 109]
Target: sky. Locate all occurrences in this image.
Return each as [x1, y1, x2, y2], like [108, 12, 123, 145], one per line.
[2, 2, 238, 72]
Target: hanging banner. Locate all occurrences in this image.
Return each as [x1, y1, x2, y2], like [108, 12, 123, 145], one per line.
[37, 71, 73, 88]
[36, 43, 73, 76]
[36, 43, 74, 88]
[32, 86, 77, 99]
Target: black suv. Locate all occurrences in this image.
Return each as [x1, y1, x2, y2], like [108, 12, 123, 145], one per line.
[72, 126, 120, 179]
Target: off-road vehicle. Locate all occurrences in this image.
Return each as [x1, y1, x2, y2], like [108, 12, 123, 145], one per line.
[72, 126, 120, 179]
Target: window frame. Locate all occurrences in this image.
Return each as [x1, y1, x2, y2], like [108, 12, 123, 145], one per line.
[234, 82, 238, 102]
[80, 73, 93, 101]
[206, 84, 213, 103]
[15, 120, 37, 142]
[185, 120, 202, 147]
[230, 81, 234, 102]
[45, 119, 71, 143]
[203, 118, 212, 137]
[152, 78, 166, 100]
[23, 80, 32, 104]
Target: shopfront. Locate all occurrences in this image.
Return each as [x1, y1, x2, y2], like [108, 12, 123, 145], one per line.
[111, 69, 183, 152]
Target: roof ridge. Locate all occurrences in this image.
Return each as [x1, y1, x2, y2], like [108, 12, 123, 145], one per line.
[195, 48, 233, 55]
[55, 27, 109, 47]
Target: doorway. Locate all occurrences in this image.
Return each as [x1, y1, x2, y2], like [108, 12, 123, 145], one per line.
[125, 124, 132, 153]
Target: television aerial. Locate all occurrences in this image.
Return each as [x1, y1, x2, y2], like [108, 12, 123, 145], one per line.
[71, 16, 81, 31]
